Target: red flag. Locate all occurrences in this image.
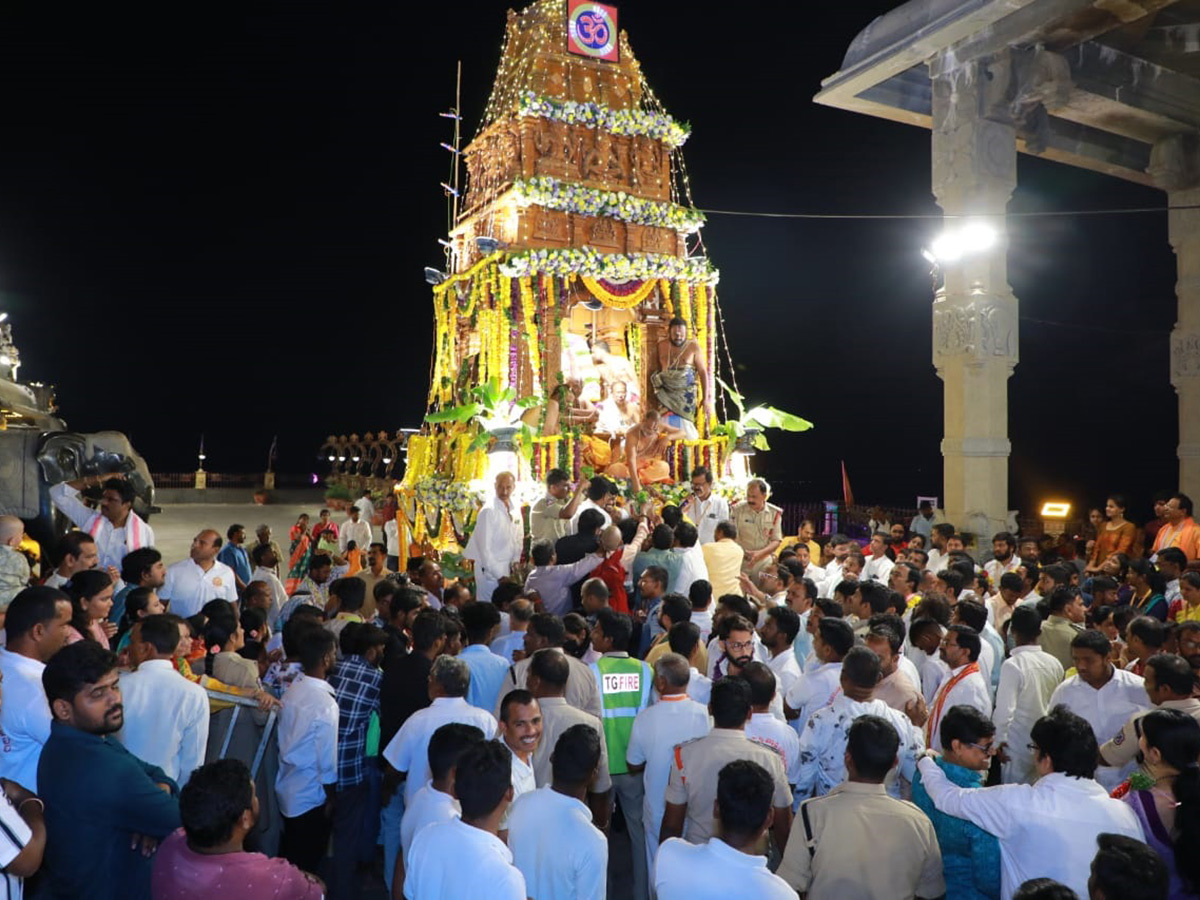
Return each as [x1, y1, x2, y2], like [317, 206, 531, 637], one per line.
[841, 460, 855, 507]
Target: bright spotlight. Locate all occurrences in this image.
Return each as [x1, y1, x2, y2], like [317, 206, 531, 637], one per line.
[928, 220, 999, 264]
[960, 221, 997, 253]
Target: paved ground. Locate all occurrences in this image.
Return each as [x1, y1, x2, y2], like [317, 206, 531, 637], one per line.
[151, 502, 327, 564]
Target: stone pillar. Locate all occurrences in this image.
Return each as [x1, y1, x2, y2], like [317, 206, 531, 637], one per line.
[930, 54, 1019, 541]
[1169, 187, 1200, 500]
[1150, 136, 1200, 500]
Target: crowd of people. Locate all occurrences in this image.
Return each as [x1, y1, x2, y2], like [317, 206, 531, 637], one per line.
[0, 470, 1196, 899]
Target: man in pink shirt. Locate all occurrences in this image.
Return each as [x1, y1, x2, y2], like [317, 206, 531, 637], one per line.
[152, 759, 324, 899]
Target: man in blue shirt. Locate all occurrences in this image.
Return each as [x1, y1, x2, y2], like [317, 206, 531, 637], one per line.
[911, 704, 1002, 900]
[459, 602, 510, 713]
[38, 641, 181, 900]
[217, 523, 252, 592]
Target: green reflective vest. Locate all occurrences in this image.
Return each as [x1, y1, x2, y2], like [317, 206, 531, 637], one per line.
[590, 654, 652, 776]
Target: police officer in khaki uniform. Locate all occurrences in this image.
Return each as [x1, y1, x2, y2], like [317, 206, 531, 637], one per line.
[659, 678, 792, 849]
[778, 715, 944, 899]
[1100, 653, 1200, 774]
[528, 470, 587, 545]
[731, 478, 783, 575]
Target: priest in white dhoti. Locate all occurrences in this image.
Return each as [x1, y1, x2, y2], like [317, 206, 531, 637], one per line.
[464, 471, 523, 603]
[49, 474, 154, 572]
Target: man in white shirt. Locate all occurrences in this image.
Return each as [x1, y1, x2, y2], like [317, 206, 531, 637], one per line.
[983, 531, 1021, 587]
[338, 505, 372, 557]
[670, 522, 707, 596]
[525, 650, 612, 830]
[496, 689, 541, 825]
[784, 616, 853, 736]
[861, 531, 895, 583]
[355, 491, 375, 527]
[276, 627, 340, 875]
[989, 572, 1025, 635]
[507, 723, 607, 900]
[384, 655, 498, 808]
[909, 618, 951, 703]
[0, 586, 71, 791]
[759, 606, 803, 703]
[680, 466, 729, 546]
[383, 516, 402, 571]
[1048, 629, 1148, 791]
[954, 598, 1004, 698]
[49, 474, 153, 572]
[43, 532, 100, 590]
[464, 472, 523, 602]
[396, 722, 484, 881]
[569, 476, 621, 534]
[816, 534, 853, 599]
[993, 606, 1064, 784]
[626, 654, 710, 870]
[742, 662, 801, 787]
[159, 530, 237, 618]
[925, 624, 992, 752]
[794, 646, 923, 800]
[248, 544, 287, 625]
[404, 741, 527, 900]
[655, 759, 795, 900]
[116, 616, 208, 786]
[916, 705, 1144, 899]
[925, 523, 955, 576]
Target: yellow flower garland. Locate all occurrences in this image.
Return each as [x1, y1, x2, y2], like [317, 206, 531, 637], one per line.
[659, 279, 674, 317]
[519, 276, 541, 395]
[678, 281, 692, 328]
[579, 275, 659, 310]
[694, 282, 709, 436]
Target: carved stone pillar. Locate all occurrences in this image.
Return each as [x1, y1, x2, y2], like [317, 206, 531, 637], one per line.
[930, 54, 1019, 541]
[1170, 187, 1200, 499]
[1151, 136, 1200, 500]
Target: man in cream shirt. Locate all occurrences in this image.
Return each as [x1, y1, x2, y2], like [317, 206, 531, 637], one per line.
[117, 615, 209, 786]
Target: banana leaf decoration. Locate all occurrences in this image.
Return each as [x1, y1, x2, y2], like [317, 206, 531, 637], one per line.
[710, 377, 813, 450]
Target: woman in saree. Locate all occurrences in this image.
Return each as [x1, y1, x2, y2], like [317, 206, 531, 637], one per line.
[1086, 494, 1138, 574]
[285, 513, 313, 593]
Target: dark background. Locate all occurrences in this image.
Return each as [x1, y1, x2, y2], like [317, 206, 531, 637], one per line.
[0, 1, 1179, 522]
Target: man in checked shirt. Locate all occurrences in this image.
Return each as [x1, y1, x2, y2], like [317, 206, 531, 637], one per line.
[329, 621, 387, 898]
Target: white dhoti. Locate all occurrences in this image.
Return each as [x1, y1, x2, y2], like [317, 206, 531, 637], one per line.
[463, 495, 523, 604]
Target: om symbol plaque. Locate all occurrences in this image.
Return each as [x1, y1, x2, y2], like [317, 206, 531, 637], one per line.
[567, 1, 619, 62]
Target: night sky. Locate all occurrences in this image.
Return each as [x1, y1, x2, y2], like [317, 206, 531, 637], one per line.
[0, 1, 1179, 523]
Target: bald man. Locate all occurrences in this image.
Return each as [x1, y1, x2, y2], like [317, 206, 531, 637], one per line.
[160, 529, 238, 617]
[0, 515, 31, 623]
[464, 472, 524, 603]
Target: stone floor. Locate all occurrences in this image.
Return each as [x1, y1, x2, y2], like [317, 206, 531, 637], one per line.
[151, 501, 327, 564]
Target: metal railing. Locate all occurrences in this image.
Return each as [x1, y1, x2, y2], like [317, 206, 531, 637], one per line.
[205, 689, 278, 779]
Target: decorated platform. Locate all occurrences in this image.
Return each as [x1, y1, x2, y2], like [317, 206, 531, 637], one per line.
[331, 0, 811, 553]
